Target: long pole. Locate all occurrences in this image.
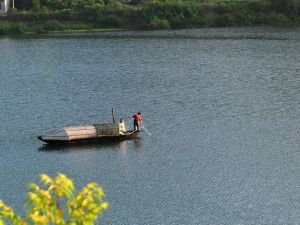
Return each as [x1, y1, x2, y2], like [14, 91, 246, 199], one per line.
[112, 108, 115, 123]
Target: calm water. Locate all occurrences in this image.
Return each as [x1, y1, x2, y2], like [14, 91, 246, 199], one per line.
[0, 27, 300, 225]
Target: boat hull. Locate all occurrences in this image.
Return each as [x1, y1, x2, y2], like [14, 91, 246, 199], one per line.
[38, 129, 141, 145]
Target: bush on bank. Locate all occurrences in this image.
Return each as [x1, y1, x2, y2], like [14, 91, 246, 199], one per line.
[0, 22, 27, 35]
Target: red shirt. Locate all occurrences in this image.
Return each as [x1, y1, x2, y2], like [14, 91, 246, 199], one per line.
[134, 114, 142, 122]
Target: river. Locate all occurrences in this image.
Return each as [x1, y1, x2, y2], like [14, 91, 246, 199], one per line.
[0, 26, 300, 225]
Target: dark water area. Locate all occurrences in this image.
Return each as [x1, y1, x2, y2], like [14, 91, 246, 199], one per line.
[0, 26, 300, 225]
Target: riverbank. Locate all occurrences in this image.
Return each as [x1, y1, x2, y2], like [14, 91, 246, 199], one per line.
[1, 0, 299, 35]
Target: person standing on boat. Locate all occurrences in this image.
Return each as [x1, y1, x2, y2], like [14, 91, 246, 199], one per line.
[133, 112, 143, 131]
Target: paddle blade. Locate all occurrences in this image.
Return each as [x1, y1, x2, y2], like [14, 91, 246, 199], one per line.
[141, 126, 152, 136]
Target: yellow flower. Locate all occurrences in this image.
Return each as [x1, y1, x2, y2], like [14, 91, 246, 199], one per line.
[82, 199, 89, 207]
[40, 174, 53, 185]
[29, 192, 38, 201]
[101, 202, 109, 210]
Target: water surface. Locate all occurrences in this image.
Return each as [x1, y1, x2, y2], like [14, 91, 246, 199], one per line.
[0, 26, 300, 225]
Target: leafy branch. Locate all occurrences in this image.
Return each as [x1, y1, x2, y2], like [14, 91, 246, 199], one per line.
[0, 174, 109, 225]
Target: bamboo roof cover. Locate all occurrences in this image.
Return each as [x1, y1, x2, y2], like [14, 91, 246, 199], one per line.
[94, 123, 119, 136]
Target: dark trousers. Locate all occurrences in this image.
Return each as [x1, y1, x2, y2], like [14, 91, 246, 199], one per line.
[134, 120, 139, 130]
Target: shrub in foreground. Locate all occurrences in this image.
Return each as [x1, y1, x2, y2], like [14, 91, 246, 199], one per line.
[0, 173, 109, 225]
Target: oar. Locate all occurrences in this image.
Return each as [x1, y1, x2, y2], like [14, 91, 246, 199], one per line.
[141, 125, 151, 136]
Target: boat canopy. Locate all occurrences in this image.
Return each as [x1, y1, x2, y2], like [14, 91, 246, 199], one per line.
[94, 123, 120, 136]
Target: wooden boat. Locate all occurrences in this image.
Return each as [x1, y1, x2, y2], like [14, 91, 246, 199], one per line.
[38, 121, 141, 144]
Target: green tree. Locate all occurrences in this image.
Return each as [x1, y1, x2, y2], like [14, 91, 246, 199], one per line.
[0, 174, 109, 225]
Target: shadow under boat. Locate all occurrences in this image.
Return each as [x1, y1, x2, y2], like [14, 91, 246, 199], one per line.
[39, 139, 124, 152]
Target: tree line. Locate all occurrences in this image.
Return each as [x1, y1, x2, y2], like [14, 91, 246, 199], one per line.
[1, 0, 299, 35]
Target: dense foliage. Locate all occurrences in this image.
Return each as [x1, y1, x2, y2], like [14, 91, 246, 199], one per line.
[15, 0, 112, 11]
[0, 0, 299, 34]
[0, 22, 27, 35]
[0, 174, 109, 225]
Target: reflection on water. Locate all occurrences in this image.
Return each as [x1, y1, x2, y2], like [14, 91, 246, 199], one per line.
[118, 140, 128, 157]
[132, 138, 144, 157]
[38, 141, 119, 152]
[45, 27, 300, 41]
[38, 138, 144, 155]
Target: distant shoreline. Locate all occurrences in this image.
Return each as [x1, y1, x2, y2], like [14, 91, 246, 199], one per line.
[1, 0, 299, 36]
